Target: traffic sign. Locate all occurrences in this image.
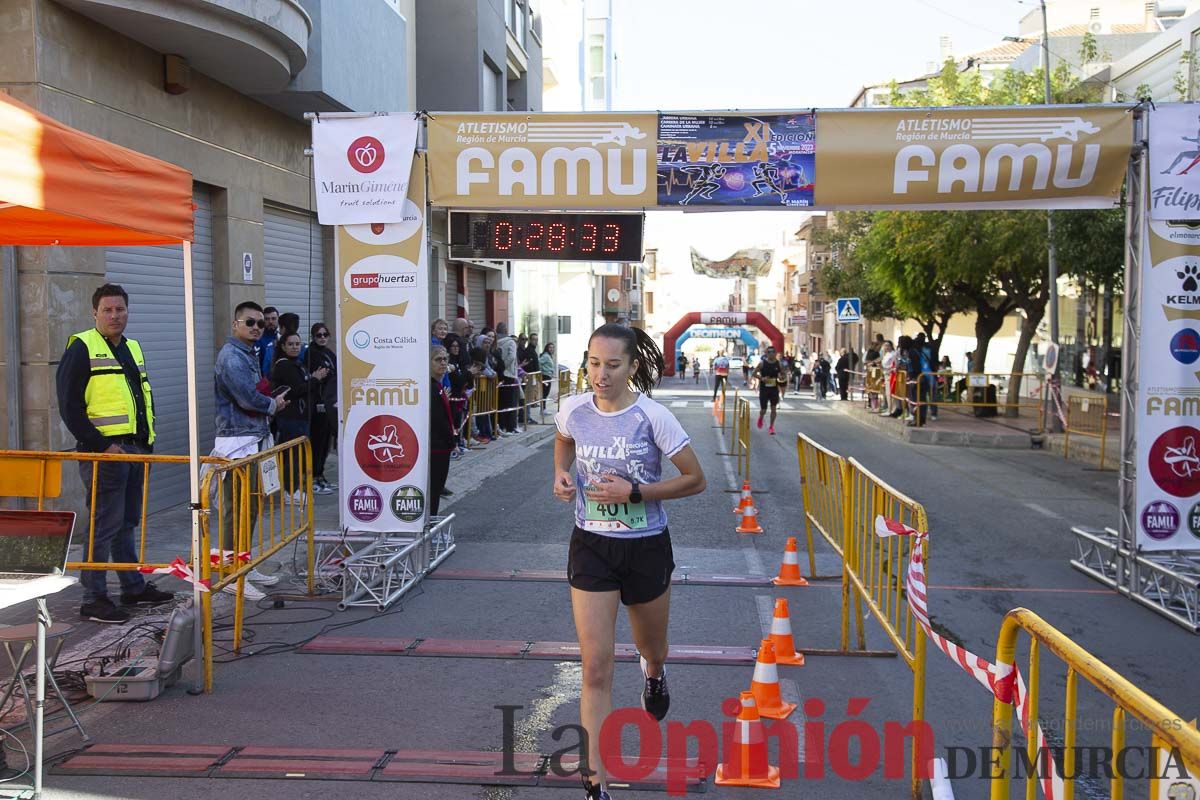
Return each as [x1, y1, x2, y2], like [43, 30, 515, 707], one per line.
[836, 297, 861, 323]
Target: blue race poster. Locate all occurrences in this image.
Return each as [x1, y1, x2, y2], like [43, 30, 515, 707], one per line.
[657, 113, 815, 207]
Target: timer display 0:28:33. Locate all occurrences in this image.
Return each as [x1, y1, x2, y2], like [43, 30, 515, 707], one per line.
[448, 212, 644, 262]
[475, 219, 619, 255]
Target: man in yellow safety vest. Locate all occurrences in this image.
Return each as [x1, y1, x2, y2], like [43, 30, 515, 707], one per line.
[56, 284, 174, 624]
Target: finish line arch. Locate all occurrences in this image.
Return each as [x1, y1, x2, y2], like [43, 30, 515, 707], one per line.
[662, 312, 784, 376]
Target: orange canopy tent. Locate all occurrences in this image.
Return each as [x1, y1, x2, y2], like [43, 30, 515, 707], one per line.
[0, 92, 205, 701]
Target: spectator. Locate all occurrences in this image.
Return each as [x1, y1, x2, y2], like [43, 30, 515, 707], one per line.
[258, 306, 279, 373]
[815, 353, 831, 400]
[864, 339, 882, 410]
[518, 333, 540, 424]
[444, 333, 472, 457]
[836, 348, 851, 401]
[56, 283, 174, 623]
[453, 317, 471, 341]
[880, 340, 898, 416]
[431, 318, 449, 347]
[429, 346, 456, 515]
[495, 322, 519, 435]
[539, 341, 557, 410]
[270, 331, 329, 503]
[470, 333, 496, 443]
[304, 322, 337, 494]
[211, 300, 288, 598]
[278, 312, 299, 338]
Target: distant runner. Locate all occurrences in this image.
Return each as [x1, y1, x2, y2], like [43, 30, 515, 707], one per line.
[711, 351, 730, 401]
[754, 346, 783, 434]
[692, 357, 700, 384]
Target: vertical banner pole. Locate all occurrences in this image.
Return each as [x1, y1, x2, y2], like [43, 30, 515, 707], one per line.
[1118, 109, 1143, 591]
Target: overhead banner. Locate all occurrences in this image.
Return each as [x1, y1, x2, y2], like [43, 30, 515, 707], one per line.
[335, 152, 430, 533]
[657, 113, 815, 207]
[814, 106, 1131, 210]
[690, 247, 773, 279]
[312, 113, 419, 225]
[1136, 211, 1200, 551]
[1149, 103, 1200, 220]
[427, 113, 657, 209]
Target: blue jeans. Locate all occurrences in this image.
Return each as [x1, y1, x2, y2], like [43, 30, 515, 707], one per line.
[78, 443, 148, 604]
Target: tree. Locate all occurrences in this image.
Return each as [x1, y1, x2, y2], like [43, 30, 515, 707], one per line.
[813, 211, 898, 321]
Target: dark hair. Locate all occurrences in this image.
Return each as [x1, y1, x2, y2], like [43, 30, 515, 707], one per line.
[279, 312, 300, 336]
[274, 331, 302, 363]
[310, 322, 329, 339]
[263, 306, 278, 315]
[542, 342, 554, 354]
[587, 323, 663, 396]
[234, 300, 263, 318]
[92, 283, 129, 310]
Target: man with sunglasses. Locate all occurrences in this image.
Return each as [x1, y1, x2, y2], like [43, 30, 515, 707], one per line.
[209, 301, 289, 598]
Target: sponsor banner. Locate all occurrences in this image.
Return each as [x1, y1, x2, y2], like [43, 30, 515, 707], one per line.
[312, 114, 419, 225]
[1136, 213, 1200, 551]
[1150, 103, 1200, 220]
[336, 153, 430, 533]
[814, 107, 1131, 210]
[690, 247, 772, 279]
[657, 113, 815, 207]
[427, 113, 657, 209]
[699, 311, 747, 325]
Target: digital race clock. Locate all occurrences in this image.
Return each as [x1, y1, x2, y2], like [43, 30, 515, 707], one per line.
[448, 211, 644, 262]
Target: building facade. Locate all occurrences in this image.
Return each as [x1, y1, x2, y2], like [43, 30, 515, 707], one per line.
[0, 0, 412, 510]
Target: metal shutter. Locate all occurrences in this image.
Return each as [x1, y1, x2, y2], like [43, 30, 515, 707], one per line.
[444, 261, 459, 321]
[264, 205, 326, 335]
[105, 188, 215, 512]
[467, 267, 487, 329]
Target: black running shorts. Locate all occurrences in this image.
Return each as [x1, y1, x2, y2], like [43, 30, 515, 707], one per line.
[759, 386, 780, 410]
[568, 527, 675, 606]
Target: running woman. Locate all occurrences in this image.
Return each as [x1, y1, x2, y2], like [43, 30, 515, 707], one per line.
[691, 357, 700, 384]
[711, 351, 730, 401]
[754, 346, 783, 434]
[553, 324, 706, 800]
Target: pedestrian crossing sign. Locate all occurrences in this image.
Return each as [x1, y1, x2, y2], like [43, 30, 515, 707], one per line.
[836, 297, 861, 323]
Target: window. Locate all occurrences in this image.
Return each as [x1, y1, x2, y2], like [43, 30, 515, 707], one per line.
[482, 60, 502, 111]
[557, 315, 572, 335]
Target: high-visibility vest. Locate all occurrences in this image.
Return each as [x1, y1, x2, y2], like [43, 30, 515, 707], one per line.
[68, 328, 156, 445]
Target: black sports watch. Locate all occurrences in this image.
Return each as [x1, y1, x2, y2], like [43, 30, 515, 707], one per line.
[629, 482, 643, 504]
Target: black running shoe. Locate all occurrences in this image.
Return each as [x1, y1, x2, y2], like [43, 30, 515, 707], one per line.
[120, 581, 175, 606]
[582, 778, 613, 800]
[640, 656, 670, 721]
[80, 598, 131, 624]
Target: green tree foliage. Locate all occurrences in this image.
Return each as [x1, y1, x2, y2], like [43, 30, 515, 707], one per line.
[812, 211, 898, 321]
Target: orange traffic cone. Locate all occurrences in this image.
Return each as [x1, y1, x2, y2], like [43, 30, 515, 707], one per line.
[733, 480, 753, 514]
[715, 691, 782, 788]
[749, 639, 796, 720]
[735, 504, 763, 534]
[771, 537, 809, 586]
[769, 598, 805, 666]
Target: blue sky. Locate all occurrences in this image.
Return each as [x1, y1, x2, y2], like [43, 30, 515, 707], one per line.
[610, 0, 1028, 110]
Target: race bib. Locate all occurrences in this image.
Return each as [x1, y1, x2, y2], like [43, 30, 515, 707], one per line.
[761, 377, 777, 387]
[585, 499, 649, 532]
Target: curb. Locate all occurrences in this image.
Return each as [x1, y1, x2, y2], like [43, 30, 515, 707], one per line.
[830, 402, 1034, 449]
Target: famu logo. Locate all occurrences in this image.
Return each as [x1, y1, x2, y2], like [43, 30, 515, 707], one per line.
[454, 119, 651, 198]
[893, 115, 1104, 196]
[390, 485, 425, 522]
[350, 378, 420, 407]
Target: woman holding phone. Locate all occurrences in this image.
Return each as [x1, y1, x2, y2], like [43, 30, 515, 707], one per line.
[270, 331, 329, 504]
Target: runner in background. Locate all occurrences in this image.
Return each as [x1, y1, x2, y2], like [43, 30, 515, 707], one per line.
[676, 351, 688, 381]
[691, 356, 700, 384]
[711, 351, 730, 401]
[552, 323, 706, 800]
[753, 346, 783, 435]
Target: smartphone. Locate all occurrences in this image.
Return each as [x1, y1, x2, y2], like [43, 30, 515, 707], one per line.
[273, 386, 291, 398]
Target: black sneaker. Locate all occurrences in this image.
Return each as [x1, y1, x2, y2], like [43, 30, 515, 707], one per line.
[120, 581, 175, 606]
[80, 598, 131, 624]
[640, 656, 670, 721]
[582, 778, 613, 800]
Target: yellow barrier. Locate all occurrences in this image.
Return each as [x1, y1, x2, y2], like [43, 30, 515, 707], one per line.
[990, 608, 1200, 799]
[910, 371, 1046, 427]
[198, 436, 314, 692]
[1064, 394, 1110, 468]
[0, 448, 225, 573]
[465, 375, 500, 444]
[795, 434, 851, 580]
[734, 397, 751, 485]
[843, 457, 928, 800]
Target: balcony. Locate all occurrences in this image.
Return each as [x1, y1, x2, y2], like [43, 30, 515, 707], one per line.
[57, 0, 310, 94]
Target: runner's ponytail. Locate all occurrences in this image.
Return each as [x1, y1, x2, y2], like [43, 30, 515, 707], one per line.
[588, 323, 664, 396]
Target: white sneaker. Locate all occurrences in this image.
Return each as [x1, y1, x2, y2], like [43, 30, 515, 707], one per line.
[222, 580, 265, 600]
[248, 567, 281, 586]
[291, 490, 307, 506]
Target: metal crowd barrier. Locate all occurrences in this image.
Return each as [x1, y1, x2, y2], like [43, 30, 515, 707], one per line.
[990, 608, 1200, 799]
[717, 393, 753, 485]
[795, 433, 850, 581]
[1064, 393, 1111, 468]
[0, 448, 225, 573]
[902, 371, 1046, 427]
[198, 436, 314, 692]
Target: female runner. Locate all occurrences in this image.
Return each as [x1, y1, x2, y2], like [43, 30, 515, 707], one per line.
[553, 323, 706, 800]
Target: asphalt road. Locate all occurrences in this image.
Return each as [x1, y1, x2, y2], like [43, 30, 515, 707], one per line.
[37, 376, 1196, 800]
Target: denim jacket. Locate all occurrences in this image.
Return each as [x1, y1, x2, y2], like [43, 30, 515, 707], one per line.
[214, 337, 276, 438]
